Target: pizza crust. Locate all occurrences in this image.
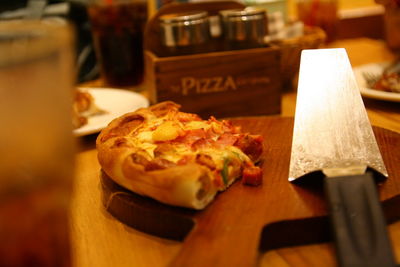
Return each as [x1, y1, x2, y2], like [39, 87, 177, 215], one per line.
[96, 101, 263, 210]
[121, 161, 217, 209]
[98, 142, 218, 210]
[97, 103, 219, 209]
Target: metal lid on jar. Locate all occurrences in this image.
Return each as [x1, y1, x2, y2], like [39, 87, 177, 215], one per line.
[159, 11, 208, 25]
[159, 11, 210, 47]
[220, 7, 266, 21]
[220, 7, 267, 44]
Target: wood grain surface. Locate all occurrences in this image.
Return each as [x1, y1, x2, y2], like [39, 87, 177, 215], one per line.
[73, 38, 400, 266]
[100, 117, 400, 267]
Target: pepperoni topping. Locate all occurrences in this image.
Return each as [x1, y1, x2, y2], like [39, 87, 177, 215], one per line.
[100, 114, 144, 142]
[111, 138, 130, 148]
[149, 101, 180, 117]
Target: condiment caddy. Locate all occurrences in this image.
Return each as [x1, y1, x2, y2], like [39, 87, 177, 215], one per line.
[144, 1, 282, 119]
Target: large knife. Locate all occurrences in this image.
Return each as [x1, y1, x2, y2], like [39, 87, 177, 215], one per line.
[289, 48, 396, 267]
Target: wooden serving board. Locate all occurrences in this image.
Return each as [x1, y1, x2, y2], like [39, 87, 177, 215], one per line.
[101, 117, 400, 266]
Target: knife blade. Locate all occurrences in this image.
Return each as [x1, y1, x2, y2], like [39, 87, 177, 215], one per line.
[289, 48, 396, 267]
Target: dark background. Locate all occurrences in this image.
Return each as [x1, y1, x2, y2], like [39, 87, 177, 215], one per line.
[0, 0, 99, 83]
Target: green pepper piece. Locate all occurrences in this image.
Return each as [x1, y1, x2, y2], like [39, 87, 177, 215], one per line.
[221, 158, 229, 186]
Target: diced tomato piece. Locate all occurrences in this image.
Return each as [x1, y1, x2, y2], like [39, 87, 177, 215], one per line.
[242, 166, 263, 186]
[234, 134, 264, 162]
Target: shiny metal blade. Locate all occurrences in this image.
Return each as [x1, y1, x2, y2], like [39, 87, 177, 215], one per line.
[289, 48, 387, 181]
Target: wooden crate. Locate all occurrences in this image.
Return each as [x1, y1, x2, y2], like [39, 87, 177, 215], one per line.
[144, 1, 282, 119]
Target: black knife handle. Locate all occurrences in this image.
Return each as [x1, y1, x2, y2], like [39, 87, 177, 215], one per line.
[324, 172, 396, 267]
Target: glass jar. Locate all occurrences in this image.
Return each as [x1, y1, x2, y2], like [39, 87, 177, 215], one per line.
[159, 11, 212, 56]
[220, 7, 267, 50]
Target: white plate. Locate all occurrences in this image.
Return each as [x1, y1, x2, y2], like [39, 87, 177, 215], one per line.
[73, 87, 149, 137]
[353, 62, 400, 102]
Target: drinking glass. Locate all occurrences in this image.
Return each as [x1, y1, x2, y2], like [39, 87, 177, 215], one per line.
[296, 0, 338, 42]
[0, 20, 75, 266]
[87, 0, 148, 89]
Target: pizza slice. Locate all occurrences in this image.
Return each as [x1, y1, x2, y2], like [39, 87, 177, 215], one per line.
[96, 101, 263, 209]
[72, 88, 106, 129]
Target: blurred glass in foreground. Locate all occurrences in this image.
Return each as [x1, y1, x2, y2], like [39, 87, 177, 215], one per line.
[0, 20, 75, 266]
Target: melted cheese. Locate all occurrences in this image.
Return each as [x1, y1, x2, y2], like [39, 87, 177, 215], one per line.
[185, 120, 210, 130]
[131, 112, 250, 177]
[140, 143, 157, 157]
[152, 121, 182, 141]
[198, 146, 250, 170]
[137, 131, 153, 143]
[162, 144, 193, 163]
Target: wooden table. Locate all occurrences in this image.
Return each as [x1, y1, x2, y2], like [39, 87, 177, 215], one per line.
[71, 38, 400, 267]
